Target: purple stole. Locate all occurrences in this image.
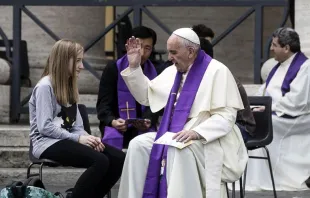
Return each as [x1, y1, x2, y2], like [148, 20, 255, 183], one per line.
[266, 52, 308, 96]
[102, 55, 157, 150]
[142, 50, 212, 198]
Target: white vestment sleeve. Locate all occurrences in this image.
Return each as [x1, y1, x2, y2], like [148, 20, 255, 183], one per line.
[192, 107, 237, 143]
[121, 65, 176, 112]
[121, 66, 151, 106]
[273, 62, 310, 116]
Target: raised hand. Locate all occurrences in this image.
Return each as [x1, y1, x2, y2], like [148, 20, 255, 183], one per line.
[125, 36, 142, 68]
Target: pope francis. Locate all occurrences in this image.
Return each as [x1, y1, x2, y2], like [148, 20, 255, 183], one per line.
[117, 28, 248, 198]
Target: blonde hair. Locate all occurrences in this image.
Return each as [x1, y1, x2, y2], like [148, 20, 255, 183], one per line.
[42, 39, 84, 106]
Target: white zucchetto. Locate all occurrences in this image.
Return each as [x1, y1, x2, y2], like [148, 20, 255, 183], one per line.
[172, 28, 200, 45]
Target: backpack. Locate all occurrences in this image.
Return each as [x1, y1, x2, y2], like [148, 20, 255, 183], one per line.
[0, 177, 64, 198]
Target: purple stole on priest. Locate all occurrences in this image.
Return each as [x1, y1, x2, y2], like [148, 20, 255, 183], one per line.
[142, 50, 212, 198]
[266, 52, 308, 96]
[102, 55, 157, 150]
[265, 52, 308, 118]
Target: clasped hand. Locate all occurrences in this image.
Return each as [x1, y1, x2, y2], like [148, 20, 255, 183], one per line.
[79, 135, 105, 152]
[172, 130, 200, 143]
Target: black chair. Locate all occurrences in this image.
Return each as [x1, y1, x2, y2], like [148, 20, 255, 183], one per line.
[26, 104, 112, 198]
[242, 96, 277, 198]
[77, 104, 91, 135]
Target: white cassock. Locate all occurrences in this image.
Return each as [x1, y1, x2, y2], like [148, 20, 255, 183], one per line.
[117, 59, 248, 198]
[246, 53, 310, 191]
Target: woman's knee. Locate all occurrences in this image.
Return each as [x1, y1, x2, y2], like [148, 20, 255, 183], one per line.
[93, 153, 110, 171]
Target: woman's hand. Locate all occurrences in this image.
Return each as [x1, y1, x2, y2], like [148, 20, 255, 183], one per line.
[78, 135, 105, 152]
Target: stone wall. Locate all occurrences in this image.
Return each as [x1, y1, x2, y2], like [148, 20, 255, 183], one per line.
[295, 0, 310, 57]
[0, 6, 106, 94]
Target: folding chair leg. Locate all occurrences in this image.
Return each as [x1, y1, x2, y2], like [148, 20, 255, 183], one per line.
[263, 146, 277, 198]
[39, 163, 44, 182]
[26, 163, 34, 178]
[232, 182, 235, 198]
[226, 183, 230, 198]
[242, 163, 247, 197]
[239, 177, 244, 198]
[107, 190, 111, 198]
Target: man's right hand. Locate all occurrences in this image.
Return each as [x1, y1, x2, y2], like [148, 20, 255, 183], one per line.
[125, 36, 142, 68]
[112, 118, 127, 132]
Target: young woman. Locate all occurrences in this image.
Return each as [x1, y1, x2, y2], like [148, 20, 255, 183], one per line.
[29, 39, 125, 198]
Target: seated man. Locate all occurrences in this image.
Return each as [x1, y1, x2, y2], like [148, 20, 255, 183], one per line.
[247, 27, 310, 190]
[117, 28, 248, 198]
[96, 26, 160, 150]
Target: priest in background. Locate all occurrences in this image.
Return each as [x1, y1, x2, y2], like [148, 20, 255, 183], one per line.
[96, 26, 160, 150]
[247, 27, 310, 191]
[117, 28, 248, 198]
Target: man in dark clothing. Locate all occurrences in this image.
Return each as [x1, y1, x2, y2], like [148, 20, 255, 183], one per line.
[96, 26, 160, 149]
[192, 24, 215, 42]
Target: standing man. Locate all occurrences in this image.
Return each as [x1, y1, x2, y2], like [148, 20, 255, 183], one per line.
[96, 26, 160, 150]
[117, 28, 248, 198]
[248, 27, 310, 190]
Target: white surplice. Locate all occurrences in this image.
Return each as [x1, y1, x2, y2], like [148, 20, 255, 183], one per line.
[246, 53, 310, 191]
[117, 59, 248, 198]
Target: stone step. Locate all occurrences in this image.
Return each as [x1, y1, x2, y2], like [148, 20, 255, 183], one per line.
[0, 85, 31, 124]
[0, 125, 102, 168]
[0, 125, 30, 147]
[0, 125, 101, 147]
[0, 167, 82, 186]
[0, 147, 30, 168]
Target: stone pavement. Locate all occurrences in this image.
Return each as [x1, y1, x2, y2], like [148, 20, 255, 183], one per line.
[44, 186, 310, 198]
[1, 185, 309, 198]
